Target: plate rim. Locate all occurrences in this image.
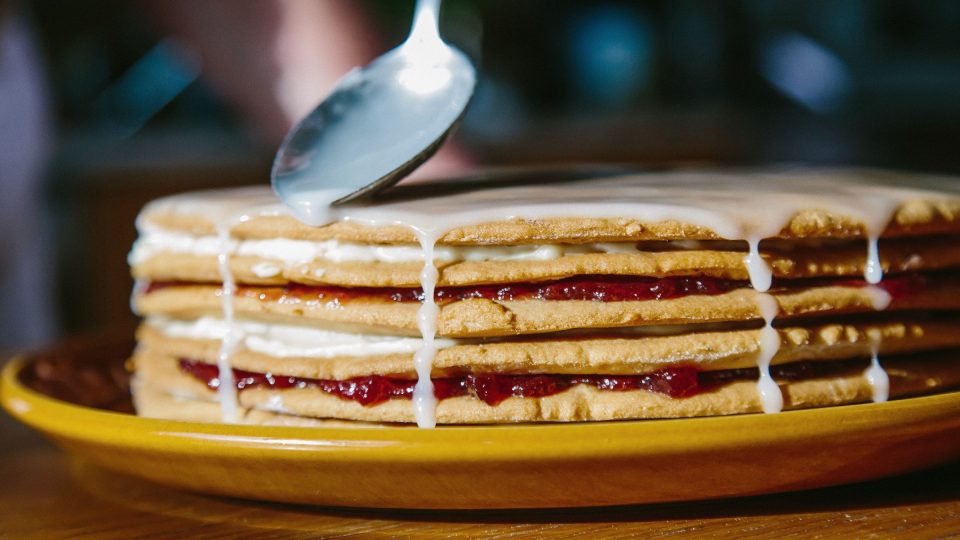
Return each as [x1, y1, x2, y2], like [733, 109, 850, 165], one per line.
[6, 351, 960, 463]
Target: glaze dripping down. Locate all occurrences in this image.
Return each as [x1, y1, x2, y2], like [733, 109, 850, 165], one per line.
[214, 224, 240, 422]
[412, 231, 441, 428]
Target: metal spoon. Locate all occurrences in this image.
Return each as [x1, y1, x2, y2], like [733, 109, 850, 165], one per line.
[271, 0, 476, 226]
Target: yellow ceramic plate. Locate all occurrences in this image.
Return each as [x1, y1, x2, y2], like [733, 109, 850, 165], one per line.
[4, 339, 960, 509]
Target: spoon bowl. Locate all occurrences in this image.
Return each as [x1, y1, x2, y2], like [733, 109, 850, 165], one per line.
[272, 0, 476, 225]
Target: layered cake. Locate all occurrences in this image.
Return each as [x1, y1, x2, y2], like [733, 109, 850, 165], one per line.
[129, 168, 960, 427]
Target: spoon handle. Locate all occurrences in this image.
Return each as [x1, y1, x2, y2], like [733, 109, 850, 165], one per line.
[408, 0, 443, 45]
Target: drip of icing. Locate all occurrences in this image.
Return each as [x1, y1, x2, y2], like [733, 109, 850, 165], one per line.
[863, 246, 892, 402]
[753, 292, 784, 413]
[864, 341, 889, 403]
[176, 192, 288, 423]
[129, 278, 149, 316]
[864, 235, 883, 284]
[743, 236, 782, 413]
[864, 285, 892, 311]
[412, 231, 440, 428]
[215, 225, 240, 422]
[863, 223, 892, 401]
[744, 238, 772, 292]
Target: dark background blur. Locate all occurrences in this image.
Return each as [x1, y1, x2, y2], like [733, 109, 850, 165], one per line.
[4, 0, 960, 350]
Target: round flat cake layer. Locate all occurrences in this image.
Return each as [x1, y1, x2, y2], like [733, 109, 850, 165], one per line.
[146, 195, 960, 245]
[132, 353, 960, 424]
[135, 281, 960, 338]
[134, 318, 960, 379]
[130, 380, 379, 428]
[131, 236, 960, 287]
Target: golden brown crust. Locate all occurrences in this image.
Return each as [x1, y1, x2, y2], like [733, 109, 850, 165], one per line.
[130, 378, 382, 427]
[132, 352, 960, 424]
[131, 236, 960, 287]
[135, 280, 960, 338]
[134, 318, 960, 379]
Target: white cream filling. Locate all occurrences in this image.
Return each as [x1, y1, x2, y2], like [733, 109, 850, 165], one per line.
[149, 316, 458, 359]
[128, 228, 641, 271]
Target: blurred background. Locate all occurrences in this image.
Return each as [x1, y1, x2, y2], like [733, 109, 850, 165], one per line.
[3, 0, 960, 351]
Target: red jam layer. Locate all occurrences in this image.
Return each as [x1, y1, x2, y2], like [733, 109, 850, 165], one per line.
[178, 358, 867, 407]
[239, 275, 746, 304]
[146, 273, 930, 304]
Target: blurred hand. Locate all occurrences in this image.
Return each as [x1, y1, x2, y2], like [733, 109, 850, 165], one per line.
[149, 0, 379, 145]
[148, 0, 472, 177]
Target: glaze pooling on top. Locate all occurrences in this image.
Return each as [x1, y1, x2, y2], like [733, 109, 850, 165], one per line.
[137, 168, 960, 427]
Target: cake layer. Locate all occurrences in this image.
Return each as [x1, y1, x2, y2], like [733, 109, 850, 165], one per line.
[130, 381, 376, 427]
[141, 169, 960, 246]
[132, 351, 960, 423]
[135, 317, 960, 378]
[151, 205, 960, 244]
[131, 235, 960, 287]
[134, 274, 960, 337]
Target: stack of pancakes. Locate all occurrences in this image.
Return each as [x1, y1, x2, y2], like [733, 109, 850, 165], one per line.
[129, 169, 960, 426]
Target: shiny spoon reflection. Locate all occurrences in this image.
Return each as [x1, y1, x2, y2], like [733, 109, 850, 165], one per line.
[271, 0, 476, 225]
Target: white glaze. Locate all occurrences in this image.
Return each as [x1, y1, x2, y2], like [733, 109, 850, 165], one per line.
[130, 278, 149, 316]
[864, 235, 883, 284]
[864, 341, 890, 403]
[143, 189, 285, 423]
[753, 292, 784, 413]
[145, 171, 960, 244]
[864, 285, 892, 311]
[744, 238, 772, 292]
[862, 290, 892, 402]
[215, 224, 240, 422]
[135, 168, 960, 427]
[411, 232, 440, 428]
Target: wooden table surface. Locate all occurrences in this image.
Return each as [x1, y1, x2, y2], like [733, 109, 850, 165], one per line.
[2, 413, 960, 539]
